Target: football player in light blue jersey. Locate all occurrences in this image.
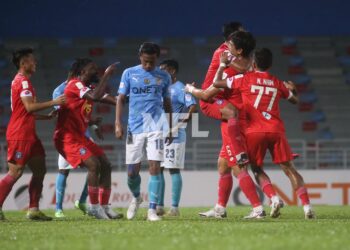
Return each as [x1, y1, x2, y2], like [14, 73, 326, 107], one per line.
[53, 70, 118, 219]
[115, 42, 173, 221]
[157, 59, 196, 216]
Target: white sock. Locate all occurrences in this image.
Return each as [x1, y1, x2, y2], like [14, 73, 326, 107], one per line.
[253, 205, 263, 213]
[90, 204, 99, 210]
[215, 204, 225, 209]
[271, 196, 280, 204]
[29, 207, 39, 211]
[303, 204, 312, 213]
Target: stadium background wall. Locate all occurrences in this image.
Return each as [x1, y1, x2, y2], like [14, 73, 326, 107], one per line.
[2, 170, 350, 210]
[0, 0, 350, 37]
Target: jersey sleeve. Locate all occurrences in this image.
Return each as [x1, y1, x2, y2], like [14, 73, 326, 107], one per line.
[280, 81, 293, 100]
[19, 80, 33, 97]
[66, 81, 91, 99]
[184, 93, 196, 108]
[118, 69, 130, 96]
[162, 73, 172, 99]
[226, 74, 244, 89]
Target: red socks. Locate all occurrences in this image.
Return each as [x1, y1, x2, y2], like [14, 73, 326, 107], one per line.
[0, 174, 16, 207]
[29, 176, 44, 208]
[217, 173, 233, 207]
[99, 187, 111, 206]
[296, 186, 310, 205]
[227, 118, 246, 157]
[260, 179, 277, 199]
[237, 171, 261, 207]
[88, 186, 99, 205]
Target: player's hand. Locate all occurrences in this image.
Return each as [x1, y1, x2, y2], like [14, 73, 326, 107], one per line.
[53, 94, 66, 105]
[165, 132, 173, 145]
[220, 52, 230, 66]
[184, 82, 196, 93]
[285, 81, 296, 91]
[94, 126, 104, 141]
[104, 62, 119, 77]
[47, 109, 58, 119]
[115, 123, 124, 139]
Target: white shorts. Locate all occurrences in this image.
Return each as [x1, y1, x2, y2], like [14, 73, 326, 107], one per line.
[125, 131, 164, 164]
[58, 154, 74, 170]
[162, 142, 186, 169]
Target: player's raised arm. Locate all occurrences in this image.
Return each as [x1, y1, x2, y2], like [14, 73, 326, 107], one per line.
[213, 52, 231, 89]
[284, 81, 299, 104]
[84, 63, 117, 101]
[98, 94, 117, 105]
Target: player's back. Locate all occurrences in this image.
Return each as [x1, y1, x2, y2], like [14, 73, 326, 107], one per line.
[118, 65, 171, 134]
[54, 78, 92, 141]
[234, 71, 291, 134]
[6, 73, 37, 141]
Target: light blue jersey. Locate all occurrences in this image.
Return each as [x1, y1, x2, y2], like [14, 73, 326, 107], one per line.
[169, 81, 196, 143]
[53, 81, 91, 138]
[118, 65, 171, 134]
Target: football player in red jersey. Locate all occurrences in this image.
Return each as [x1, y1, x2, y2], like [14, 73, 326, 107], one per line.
[54, 58, 119, 219]
[0, 48, 66, 220]
[187, 30, 266, 219]
[214, 48, 315, 219]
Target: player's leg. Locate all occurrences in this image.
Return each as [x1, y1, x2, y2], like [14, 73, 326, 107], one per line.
[26, 155, 52, 221]
[220, 103, 248, 164]
[156, 166, 166, 216]
[146, 131, 164, 221]
[251, 165, 283, 218]
[98, 154, 123, 219]
[168, 168, 182, 216]
[55, 154, 71, 218]
[279, 161, 315, 219]
[199, 156, 231, 218]
[0, 162, 23, 220]
[81, 156, 109, 219]
[75, 176, 88, 214]
[231, 163, 265, 219]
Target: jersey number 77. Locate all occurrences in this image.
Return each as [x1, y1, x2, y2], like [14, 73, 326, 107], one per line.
[251, 85, 277, 111]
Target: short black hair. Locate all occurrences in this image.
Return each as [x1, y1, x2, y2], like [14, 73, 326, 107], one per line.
[139, 42, 160, 57]
[222, 21, 243, 41]
[12, 47, 34, 69]
[69, 58, 93, 78]
[254, 48, 273, 71]
[229, 31, 256, 58]
[160, 59, 179, 73]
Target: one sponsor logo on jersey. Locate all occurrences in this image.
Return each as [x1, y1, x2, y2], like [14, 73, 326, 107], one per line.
[262, 112, 272, 120]
[15, 151, 22, 159]
[216, 99, 223, 105]
[22, 81, 29, 89]
[185, 94, 192, 102]
[79, 148, 87, 155]
[144, 78, 150, 84]
[131, 86, 159, 94]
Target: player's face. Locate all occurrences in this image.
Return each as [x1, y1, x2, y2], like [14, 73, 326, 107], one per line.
[227, 41, 242, 57]
[83, 62, 99, 84]
[159, 64, 175, 78]
[21, 54, 37, 74]
[140, 53, 158, 71]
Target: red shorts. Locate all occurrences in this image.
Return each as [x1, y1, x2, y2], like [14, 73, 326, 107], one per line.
[245, 132, 293, 166]
[54, 137, 104, 168]
[219, 121, 247, 167]
[199, 98, 229, 120]
[7, 139, 46, 166]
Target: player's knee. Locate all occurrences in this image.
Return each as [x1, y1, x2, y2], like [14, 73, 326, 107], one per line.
[8, 166, 24, 179]
[59, 169, 69, 176]
[127, 164, 140, 178]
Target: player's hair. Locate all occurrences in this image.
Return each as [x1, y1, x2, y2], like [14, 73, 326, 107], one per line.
[160, 59, 179, 73]
[12, 47, 34, 69]
[229, 31, 256, 58]
[69, 58, 93, 78]
[139, 42, 160, 57]
[254, 48, 273, 71]
[222, 21, 243, 41]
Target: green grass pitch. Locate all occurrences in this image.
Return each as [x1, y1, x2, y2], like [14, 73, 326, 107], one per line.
[1, 206, 349, 250]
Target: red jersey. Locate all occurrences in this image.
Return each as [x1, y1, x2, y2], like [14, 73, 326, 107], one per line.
[227, 71, 293, 134]
[201, 43, 243, 109]
[54, 78, 92, 142]
[6, 73, 37, 141]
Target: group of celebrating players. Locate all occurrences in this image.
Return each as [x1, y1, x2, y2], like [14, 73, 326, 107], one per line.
[0, 21, 315, 222]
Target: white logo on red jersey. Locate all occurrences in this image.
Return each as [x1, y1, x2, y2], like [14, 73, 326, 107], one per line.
[22, 81, 29, 89]
[75, 82, 84, 89]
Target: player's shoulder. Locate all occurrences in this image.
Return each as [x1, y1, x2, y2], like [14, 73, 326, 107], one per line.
[53, 81, 67, 94]
[173, 80, 185, 89]
[12, 73, 31, 88]
[66, 78, 86, 91]
[124, 65, 142, 74]
[154, 67, 170, 78]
